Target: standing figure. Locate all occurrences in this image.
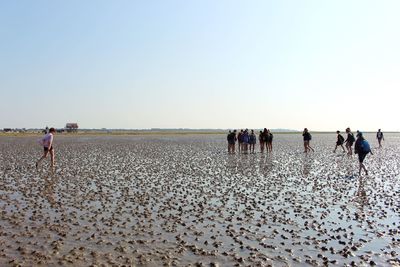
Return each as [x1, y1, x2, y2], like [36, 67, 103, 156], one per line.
[237, 130, 243, 153]
[242, 129, 249, 154]
[302, 128, 314, 153]
[227, 130, 236, 154]
[333, 130, 346, 153]
[249, 130, 256, 153]
[266, 129, 273, 152]
[262, 128, 269, 152]
[354, 132, 373, 176]
[376, 129, 384, 148]
[36, 127, 56, 171]
[344, 127, 355, 156]
[259, 131, 265, 153]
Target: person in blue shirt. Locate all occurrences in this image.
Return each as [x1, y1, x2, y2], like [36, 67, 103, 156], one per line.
[354, 132, 373, 176]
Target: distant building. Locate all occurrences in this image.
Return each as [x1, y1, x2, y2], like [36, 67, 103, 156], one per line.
[65, 123, 79, 132]
[3, 128, 12, 132]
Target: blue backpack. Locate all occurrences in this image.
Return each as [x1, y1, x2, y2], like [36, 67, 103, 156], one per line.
[361, 140, 371, 153]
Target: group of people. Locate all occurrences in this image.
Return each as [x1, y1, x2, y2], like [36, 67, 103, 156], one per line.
[333, 128, 384, 175]
[227, 128, 274, 154]
[36, 126, 384, 177]
[228, 127, 385, 176]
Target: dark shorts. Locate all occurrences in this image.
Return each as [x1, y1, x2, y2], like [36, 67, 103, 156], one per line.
[336, 141, 343, 146]
[44, 146, 54, 152]
[228, 141, 235, 145]
[358, 152, 367, 163]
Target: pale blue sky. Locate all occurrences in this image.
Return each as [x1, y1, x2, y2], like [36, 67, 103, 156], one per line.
[1, 1, 399, 131]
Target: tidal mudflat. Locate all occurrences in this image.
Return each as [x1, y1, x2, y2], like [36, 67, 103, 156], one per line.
[0, 133, 399, 266]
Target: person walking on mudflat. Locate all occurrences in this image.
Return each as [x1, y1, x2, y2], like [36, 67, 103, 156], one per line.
[36, 127, 56, 170]
[302, 128, 314, 153]
[354, 132, 373, 176]
[376, 129, 384, 148]
[344, 127, 355, 156]
[333, 130, 346, 153]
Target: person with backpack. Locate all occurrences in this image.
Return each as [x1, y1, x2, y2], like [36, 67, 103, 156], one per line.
[354, 132, 373, 176]
[376, 129, 384, 148]
[259, 130, 265, 153]
[344, 127, 355, 156]
[303, 128, 314, 153]
[36, 127, 56, 171]
[249, 130, 257, 153]
[333, 130, 346, 153]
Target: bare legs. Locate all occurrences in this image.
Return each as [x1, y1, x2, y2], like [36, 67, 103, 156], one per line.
[243, 143, 248, 154]
[250, 143, 255, 153]
[36, 149, 55, 171]
[228, 143, 236, 154]
[378, 139, 383, 148]
[304, 141, 314, 153]
[334, 144, 346, 153]
[267, 142, 272, 153]
[359, 162, 368, 176]
[346, 144, 353, 156]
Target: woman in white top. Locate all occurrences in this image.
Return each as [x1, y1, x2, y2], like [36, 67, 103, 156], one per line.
[36, 127, 56, 170]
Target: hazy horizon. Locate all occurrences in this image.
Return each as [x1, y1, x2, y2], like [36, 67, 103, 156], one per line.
[3, 126, 398, 133]
[1, 1, 399, 131]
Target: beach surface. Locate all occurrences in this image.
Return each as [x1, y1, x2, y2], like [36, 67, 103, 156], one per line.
[0, 133, 399, 266]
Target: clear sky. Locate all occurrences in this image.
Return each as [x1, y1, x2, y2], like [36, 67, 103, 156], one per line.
[1, 1, 399, 131]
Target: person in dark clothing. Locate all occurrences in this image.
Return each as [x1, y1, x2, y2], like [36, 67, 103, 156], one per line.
[265, 129, 273, 152]
[354, 132, 373, 176]
[227, 130, 237, 154]
[376, 129, 384, 148]
[303, 128, 314, 153]
[242, 129, 249, 154]
[249, 130, 256, 153]
[259, 131, 265, 153]
[237, 130, 243, 153]
[263, 128, 271, 153]
[333, 130, 346, 153]
[344, 127, 355, 156]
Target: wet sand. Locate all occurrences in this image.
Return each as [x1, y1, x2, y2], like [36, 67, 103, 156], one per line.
[0, 133, 399, 266]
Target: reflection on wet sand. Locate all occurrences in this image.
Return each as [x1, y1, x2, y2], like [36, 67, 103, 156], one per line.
[0, 133, 399, 266]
